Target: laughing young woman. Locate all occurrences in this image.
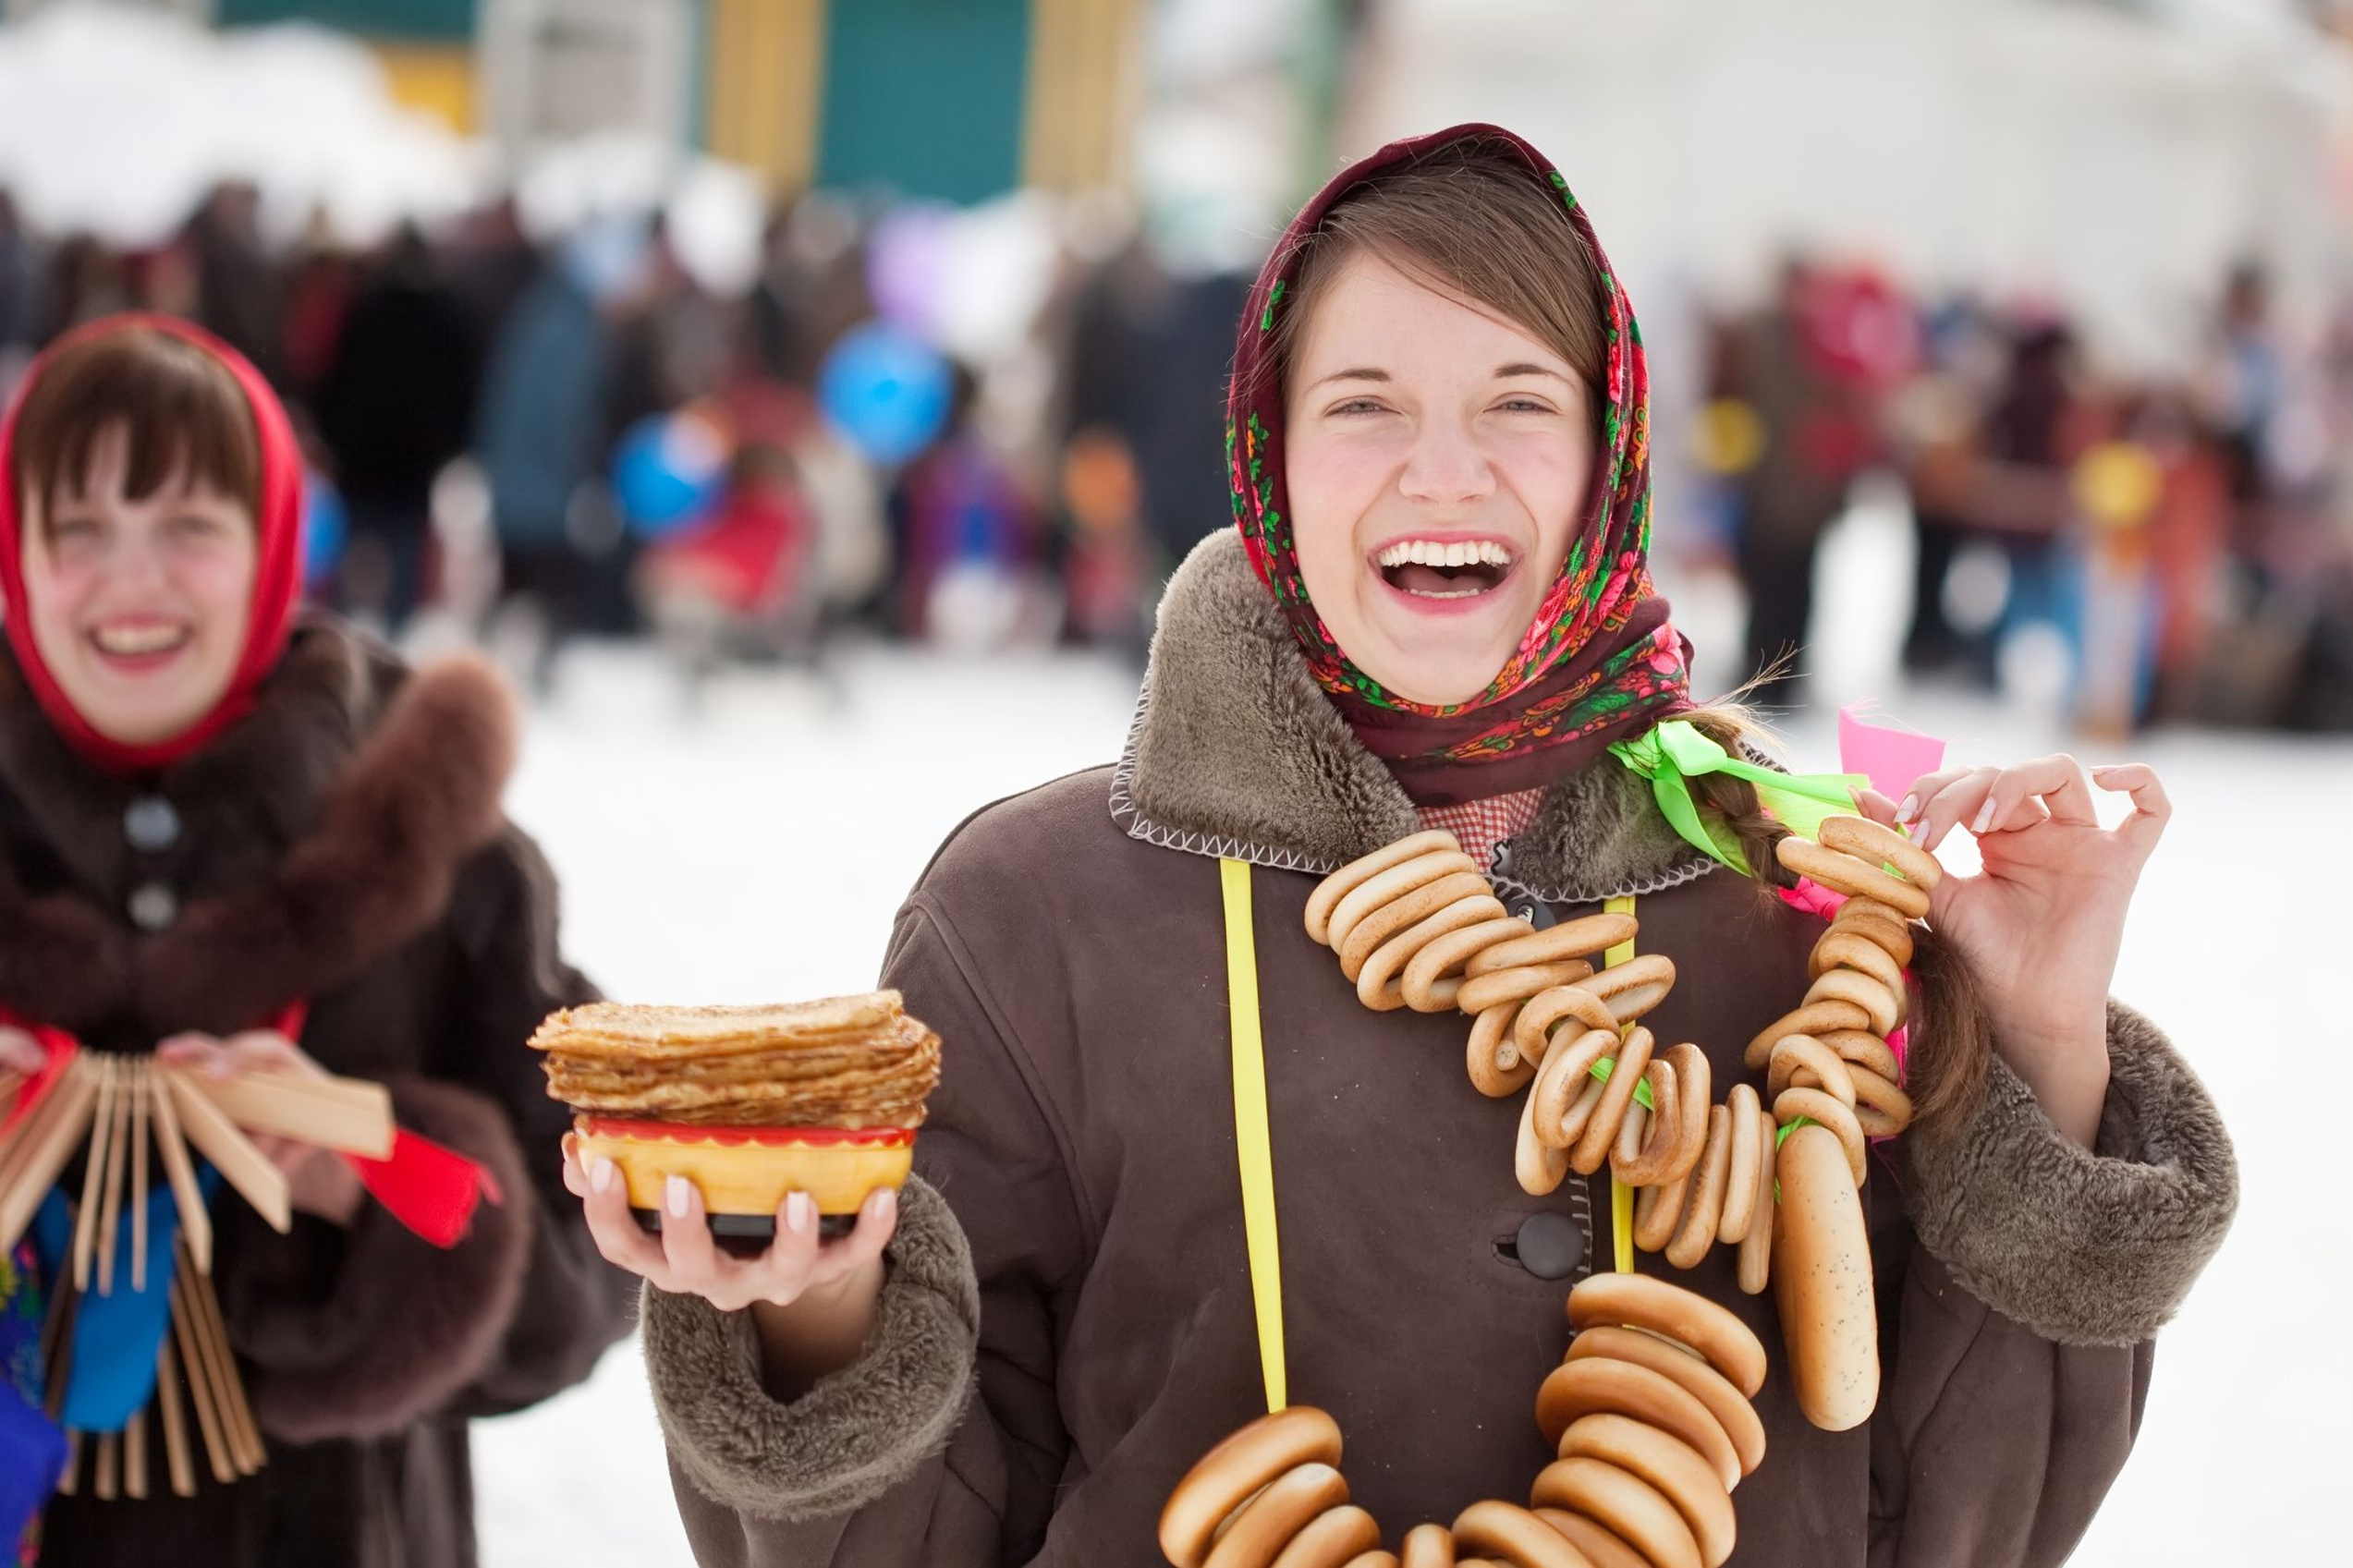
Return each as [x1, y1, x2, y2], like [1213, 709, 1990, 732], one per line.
[581, 127, 2237, 1566]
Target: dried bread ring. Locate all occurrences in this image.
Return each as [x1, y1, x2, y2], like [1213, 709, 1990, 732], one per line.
[1533, 1358, 1739, 1489]
[1774, 836, 1931, 919]
[1632, 1154, 1690, 1253]
[1831, 911, 1916, 971]
[1530, 1027, 1618, 1148]
[1556, 1414, 1736, 1567]
[1774, 1124, 1880, 1432]
[1402, 918, 1533, 1013]
[1715, 1084, 1762, 1244]
[1566, 1272, 1768, 1399]
[1456, 962, 1597, 1018]
[1398, 1525, 1456, 1568]
[1833, 893, 1912, 930]
[1848, 1068, 1915, 1136]
[1531, 1511, 1648, 1568]
[1664, 1104, 1735, 1270]
[1816, 1029, 1901, 1084]
[1205, 1465, 1351, 1568]
[1654, 1043, 1712, 1185]
[1335, 1555, 1399, 1568]
[1547, 1065, 1610, 1150]
[1161, 1407, 1345, 1568]
[1530, 1457, 1702, 1568]
[1610, 1064, 1682, 1185]
[1570, 1027, 1654, 1175]
[1466, 911, 1637, 975]
[1450, 1500, 1592, 1568]
[1818, 813, 1943, 892]
[1306, 831, 1459, 944]
[1270, 1506, 1383, 1568]
[1744, 1001, 1871, 1071]
[1767, 1036, 1857, 1107]
[1581, 954, 1676, 1025]
[1806, 929, 1906, 993]
[1513, 985, 1620, 1064]
[1774, 1088, 1868, 1186]
[1803, 967, 1904, 1036]
[1340, 873, 1498, 982]
[1466, 1005, 1536, 1098]
[1564, 1326, 1767, 1482]
[1327, 849, 1484, 952]
[1516, 1073, 1570, 1197]
[1356, 893, 1508, 1012]
[1737, 1102, 1776, 1295]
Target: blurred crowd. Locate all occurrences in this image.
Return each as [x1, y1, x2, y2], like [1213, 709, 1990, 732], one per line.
[1696, 258, 2353, 734]
[3, 176, 2350, 734]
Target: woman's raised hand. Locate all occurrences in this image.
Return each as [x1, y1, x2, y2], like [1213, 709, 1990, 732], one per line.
[157, 1029, 368, 1222]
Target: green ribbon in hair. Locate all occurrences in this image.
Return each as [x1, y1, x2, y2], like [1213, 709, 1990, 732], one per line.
[1607, 720, 1869, 877]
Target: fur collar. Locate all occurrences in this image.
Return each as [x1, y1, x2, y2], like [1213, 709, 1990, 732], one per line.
[0, 619, 518, 1039]
[1113, 532, 1720, 903]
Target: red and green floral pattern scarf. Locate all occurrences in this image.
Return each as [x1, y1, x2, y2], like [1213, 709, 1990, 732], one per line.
[1227, 123, 1694, 807]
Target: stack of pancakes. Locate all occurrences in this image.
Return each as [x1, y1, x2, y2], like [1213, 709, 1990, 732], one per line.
[531, 991, 942, 1230]
[531, 992, 940, 1127]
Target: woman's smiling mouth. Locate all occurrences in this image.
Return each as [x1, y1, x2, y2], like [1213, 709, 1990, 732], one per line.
[1372, 537, 1518, 602]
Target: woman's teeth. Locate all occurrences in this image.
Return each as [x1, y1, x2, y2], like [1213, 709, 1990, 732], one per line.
[1375, 540, 1514, 599]
[93, 626, 189, 657]
[1374, 540, 1515, 569]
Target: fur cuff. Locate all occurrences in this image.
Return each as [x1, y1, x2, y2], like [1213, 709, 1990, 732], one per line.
[643, 1174, 979, 1522]
[1899, 1000, 2237, 1347]
[237, 1075, 534, 1441]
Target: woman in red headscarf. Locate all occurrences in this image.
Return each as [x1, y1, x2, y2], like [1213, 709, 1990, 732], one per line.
[0, 316, 632, 1565]
[587, 130, 2233, 1566]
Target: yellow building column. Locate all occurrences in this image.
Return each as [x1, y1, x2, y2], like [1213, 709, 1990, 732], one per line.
[707, 0, 829, 194]
[1023, 0, 1143, 192]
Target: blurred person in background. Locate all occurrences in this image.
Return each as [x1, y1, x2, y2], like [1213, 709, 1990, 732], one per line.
[0, 190, 45, 399]
[1896, 296, 2004, 684]
[314, 225, 479, 635]
[1973, 322, 2099, 687]
[0, 315, 631, 1565]
[276, 207, 356, 405]
[635, 430, 819, 694]
[178, 183, 284, 388]
[887, 362, 1052, 648]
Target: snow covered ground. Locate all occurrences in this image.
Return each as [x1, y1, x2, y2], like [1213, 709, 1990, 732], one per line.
[469, 551, 2350, 1564]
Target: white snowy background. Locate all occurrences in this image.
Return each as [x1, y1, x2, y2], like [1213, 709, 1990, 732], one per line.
[470, 501, 2350, 1566]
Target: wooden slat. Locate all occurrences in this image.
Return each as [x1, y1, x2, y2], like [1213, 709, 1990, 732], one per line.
[71, 1056, 116, 1291]
[190, 1069, 393, 1160]
[161, 1067, 289, 1234]
[0, 1056, 99, 1248]
[186, 1249, 264, 1475]
[147, 1068, 212, 1272]
[96, 1058, 131, 1295]
[155, 1336, 196, 1499]
[131, 1063, 152, 1292]
[168, 1268, 234, 1486]
[124, 1409, 148, 1500]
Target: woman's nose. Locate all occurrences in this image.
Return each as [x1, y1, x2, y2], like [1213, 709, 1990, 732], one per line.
[1396, 419, 1495, 508]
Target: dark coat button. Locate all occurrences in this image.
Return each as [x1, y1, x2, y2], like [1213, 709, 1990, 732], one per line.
[128, 882, 178, 931]
[1512, 1210, 1585, 1279]
[124, 796, 182, 853]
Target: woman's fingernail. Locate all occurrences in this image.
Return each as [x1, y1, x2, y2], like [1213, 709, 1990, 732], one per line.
[1972, 799, 1997, 834]
[591, 1158, 616, 1195]
[665, 1174, 692, 1218]
[1896, 794, 1918, 824]
[785, 1192, 813, 1234]
[870, 1188, 898, 1221]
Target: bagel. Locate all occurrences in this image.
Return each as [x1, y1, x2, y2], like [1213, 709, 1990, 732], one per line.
[1404, 918, 1537, 1014]
[1772, 1087, 1868, 1186]
[1531, 1510, 1648, 1568]
[1613, 1097, 1652, 1174]
[1356, 893, 1510, 1011]
[1556, 1415, 1735, 1567]
[1564, 1327, 1767, 1481]
[1398, 1523, 1457, 1568]
[1328, 850, 1485, 953]
[1516, 1072, 1570, 1197]
[1566, 1272, 1768, 1399]
[1830, 906, 1916, 968]
[1664, 1104, 1734, 1270]
[1269, 1506, 1383, 1568]
[1737, 1102, 1775, 1296]
[1569, 1027, 1654, 1176]
[1467, 1005, 1538, 1098]
[1744, 1001, 1872, 1071]
[1806, 929, 1906, 993]
[1632, 1155, 1692, 1253]
[1161, 1407, 1345, 1568]
[1530, 1028, 1618, 1148]
[1714, 1084, 1762, 1244]
[1549, 1071, 1609, 1153]
[1530, 1458, 1701, 1568]
[1336, 1556, 1399, 1568]
[1582, 954, 1676, 1025]
[1610, 1062, 1681, 1186]
[1803, 967, 1904, 1036]
[1766, 1036, 1857, 1107]
[1848, 1066, 1915, 1137]
[1818, 813, 1943, 892]
[1774, 836, 1931, 919]
[1450, 1500, 1591, 1568]
[1534, 1358, 1739, 1490]
[1465, 911, 1638, 975]
[1513, 987, 1620, 1065]
[1774, 1124, 1880, 1431]
[1815, 1029, 1902, 1084]
[1306, 831, 1459, 943]
[1654, 1043, 1712, 1185]
[1457, 962, 1599, 1019]
[1340, 872, 1497, 983]
[1202, 1464, 1351, 1568]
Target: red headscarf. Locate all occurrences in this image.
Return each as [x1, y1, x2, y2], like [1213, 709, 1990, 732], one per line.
[1227, 125, 1693, 806]
[0, 314, 305, 774]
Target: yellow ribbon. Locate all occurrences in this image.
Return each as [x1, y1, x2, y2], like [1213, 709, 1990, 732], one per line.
[1220, 858, 1286, 1413]
[1604, 893, 1638, 1275]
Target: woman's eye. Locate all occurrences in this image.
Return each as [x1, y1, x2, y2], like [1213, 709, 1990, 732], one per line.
[1329, 399, 1388, 417]
[1494, 397, 1556, 414]
[49, 517, 99, 541]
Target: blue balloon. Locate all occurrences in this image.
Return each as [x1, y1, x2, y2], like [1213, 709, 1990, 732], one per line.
[300, 472, 347, 589]
[613, 412, 729, 537]
[818, 322, 953, 465]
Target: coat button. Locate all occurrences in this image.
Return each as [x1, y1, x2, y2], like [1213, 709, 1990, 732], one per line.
[128, 882, 178, 931]
[1512, 1211, 1585, 1280]
[124, 796, 182, 853]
